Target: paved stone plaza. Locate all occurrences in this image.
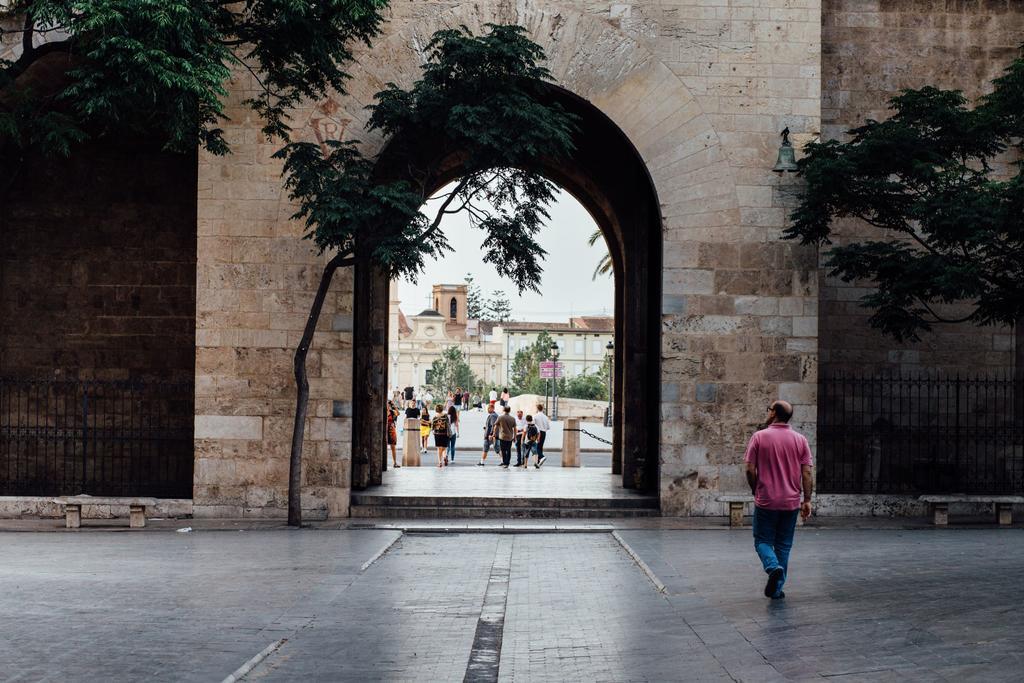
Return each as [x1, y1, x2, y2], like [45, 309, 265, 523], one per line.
[1, 527, 1021, 681]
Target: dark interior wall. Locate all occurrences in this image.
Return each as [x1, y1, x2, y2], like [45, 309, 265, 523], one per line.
[0, 138, 198, 381]
[820, 0, 1023, 375]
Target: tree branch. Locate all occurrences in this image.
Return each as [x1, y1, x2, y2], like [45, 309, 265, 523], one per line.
[416, 175, 472, 243]
[22, 12, 34, 60]
[918, 300, 976, 325]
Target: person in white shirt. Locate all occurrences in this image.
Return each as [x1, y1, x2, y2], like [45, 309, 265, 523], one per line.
[514, 409, 527, 467]
[488, 387, 498, 405]
[533, 404, 551, 467]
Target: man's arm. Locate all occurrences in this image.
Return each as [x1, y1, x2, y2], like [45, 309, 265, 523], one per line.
[745, 462, 757, 495]
[800, 464, 813, 519]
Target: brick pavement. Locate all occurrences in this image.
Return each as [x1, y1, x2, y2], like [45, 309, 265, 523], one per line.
[1, 528, 1022, 681]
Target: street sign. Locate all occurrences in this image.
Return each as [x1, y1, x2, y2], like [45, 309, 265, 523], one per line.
[539, 361, 565, 379]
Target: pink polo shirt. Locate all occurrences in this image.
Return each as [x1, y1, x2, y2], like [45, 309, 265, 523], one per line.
[744, 423, 813, 510]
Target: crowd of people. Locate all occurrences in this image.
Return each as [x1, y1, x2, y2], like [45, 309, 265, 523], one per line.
[384, 386, 551, 469]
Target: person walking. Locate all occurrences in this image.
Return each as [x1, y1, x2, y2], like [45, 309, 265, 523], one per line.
[405, 400, 419, 420]
[453, 387, 463, 412]
[463, 389, 471, 411]
[431, 404, 451, 468]
[495, 406, 517, 469]
[744, 400, 814, 600]
[522, 415, 540, 467]
[419, 408, 431, 453]
[479, 403, 498, 466]
[533, 403, 550, 467]
[488, 387, 498, 407]
[386, 401, 400, 469]
[447, 405, 459, 463]
[499, 387, 510, 407]
[513, 409, 527, 467]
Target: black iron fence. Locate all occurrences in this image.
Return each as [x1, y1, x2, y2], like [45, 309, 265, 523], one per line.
[0, 378, 194, 498]
[818, 372, 1023, 495]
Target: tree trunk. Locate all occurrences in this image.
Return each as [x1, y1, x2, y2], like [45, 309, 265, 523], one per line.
[289, 252, 349, 527]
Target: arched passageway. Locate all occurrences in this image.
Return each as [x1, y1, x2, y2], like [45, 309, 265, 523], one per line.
[350, 86, 662, 498]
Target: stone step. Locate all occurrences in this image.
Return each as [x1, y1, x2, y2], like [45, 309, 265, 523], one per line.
[350, 505, 661, 519]
[350, 494, 659, 509]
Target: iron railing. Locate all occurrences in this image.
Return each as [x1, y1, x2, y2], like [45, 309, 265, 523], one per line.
[0, 378, 194, 498]
[818, 372, 1023, 495]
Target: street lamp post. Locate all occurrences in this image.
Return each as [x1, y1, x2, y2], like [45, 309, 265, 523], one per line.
[550, 342, 560, 421]
[605, 340, 614, 427]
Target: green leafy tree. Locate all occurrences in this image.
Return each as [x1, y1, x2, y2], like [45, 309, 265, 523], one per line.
[277, 25, 577, 524]
[486, 290, 514, 322]
[0, 0, 386, 167]
[465, 274, 485, 319]
[562, 373, 606, 401]
[587, 228, 613, 280]
[785, 48, 1024, 343]
[509, 331, 554, 396]
[427, 346, 477, 395]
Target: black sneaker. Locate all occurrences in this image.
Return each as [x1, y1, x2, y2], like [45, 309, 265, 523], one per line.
[538, 456, 546, 467]
[770, 591, 786, 600]
[764, 567, 784, 598]
[476, 462, 485, 466]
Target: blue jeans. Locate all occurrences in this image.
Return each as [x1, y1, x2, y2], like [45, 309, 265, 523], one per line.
[447, 434, 457, 461]
[752, 506, 799, 596]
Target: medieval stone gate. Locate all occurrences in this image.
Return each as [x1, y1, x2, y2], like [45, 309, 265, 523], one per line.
[3, 1, 1020, 519]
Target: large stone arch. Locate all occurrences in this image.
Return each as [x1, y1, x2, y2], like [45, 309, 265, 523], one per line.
[194, 0, 820, 519]
[310, 0, 741, 503]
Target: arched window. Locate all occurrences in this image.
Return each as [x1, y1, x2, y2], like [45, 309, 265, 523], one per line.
[449, 297, 458, 320]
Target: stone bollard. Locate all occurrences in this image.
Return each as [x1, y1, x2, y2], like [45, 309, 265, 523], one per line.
[562, 417, 580, 467]
[403, 418, 421, 466]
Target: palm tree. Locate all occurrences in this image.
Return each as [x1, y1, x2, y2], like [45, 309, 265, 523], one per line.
[588, 229, 613, 280]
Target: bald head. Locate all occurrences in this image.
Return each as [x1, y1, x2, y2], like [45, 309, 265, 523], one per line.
[769, 400, 793, 423]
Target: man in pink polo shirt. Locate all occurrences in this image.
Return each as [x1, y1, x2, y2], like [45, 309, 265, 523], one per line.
[744, 400, 813, 600]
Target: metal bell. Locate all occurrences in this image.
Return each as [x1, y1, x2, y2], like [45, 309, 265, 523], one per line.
[772, 128, 799, 173]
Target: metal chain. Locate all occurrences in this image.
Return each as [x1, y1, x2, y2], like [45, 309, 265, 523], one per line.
[562, 427, 614, 445]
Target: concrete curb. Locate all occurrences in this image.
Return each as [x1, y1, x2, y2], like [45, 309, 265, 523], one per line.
[611, 530, 667, 593]
[359, 531, 403, 571]
[220, 638, 286, 683]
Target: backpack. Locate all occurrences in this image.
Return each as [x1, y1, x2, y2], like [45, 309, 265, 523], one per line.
[526, 424, 539, 440]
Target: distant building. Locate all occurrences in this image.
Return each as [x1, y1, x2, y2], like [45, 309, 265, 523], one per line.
[495, 318, 614, 382]
[387, 282, 615, 393]
[387, 282, 505, 392]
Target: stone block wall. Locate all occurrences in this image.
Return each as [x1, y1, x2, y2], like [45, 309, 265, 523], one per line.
[819, 0, 1024, 374]
[1, 138, 198, 381]
[192, 71, 354, 519]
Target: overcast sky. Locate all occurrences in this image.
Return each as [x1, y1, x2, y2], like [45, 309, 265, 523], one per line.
[396, 186, 614, 322]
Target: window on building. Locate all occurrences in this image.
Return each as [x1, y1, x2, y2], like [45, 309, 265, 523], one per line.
[449, 297, 457, 320]
[556, 340, 565, 351]
[521, 338, 531, 350]
[574, 340, 584, 354]
[575, 364, 583, 376]
[425, 369, 434, 385]
[592, 340, 603, 355]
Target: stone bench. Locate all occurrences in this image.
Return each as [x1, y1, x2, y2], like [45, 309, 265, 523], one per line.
[919, 495, 1023, 526]
[53, 496, 158, 529]
[716, 495, 754, 527]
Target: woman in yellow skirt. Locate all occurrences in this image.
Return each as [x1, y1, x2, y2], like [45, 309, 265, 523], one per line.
[419, 408, 431, 453]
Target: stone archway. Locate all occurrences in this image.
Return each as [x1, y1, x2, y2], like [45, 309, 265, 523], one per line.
[350, 83, 664, 494]
[331, 1, 741, 506]
[194, 0, 820, 520]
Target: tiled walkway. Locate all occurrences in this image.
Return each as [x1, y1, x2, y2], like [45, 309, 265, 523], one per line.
[2, 527, 1022, 681]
